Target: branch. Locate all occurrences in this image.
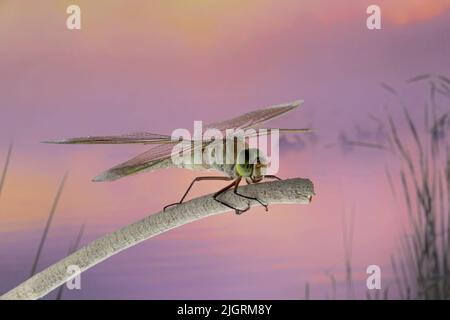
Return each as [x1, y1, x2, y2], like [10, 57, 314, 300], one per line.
[0, 178, 314, 300]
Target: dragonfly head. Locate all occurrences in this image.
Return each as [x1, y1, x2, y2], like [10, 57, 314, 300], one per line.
[236, 148, 268, 184]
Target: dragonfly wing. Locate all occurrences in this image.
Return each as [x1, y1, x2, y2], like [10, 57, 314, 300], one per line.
[66, 100, 304, 181]
[92, 144, 175, 181]
[205, 100, 303, 134]
[43, 132, 174, 145]
[242, 128, 313, 138]
[92, 141, 207, 181]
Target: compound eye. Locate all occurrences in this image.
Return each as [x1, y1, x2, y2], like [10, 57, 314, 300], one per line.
[236, 162, 252, 177]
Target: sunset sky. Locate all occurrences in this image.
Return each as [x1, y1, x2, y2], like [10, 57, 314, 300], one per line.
[0, 0, 449, 299]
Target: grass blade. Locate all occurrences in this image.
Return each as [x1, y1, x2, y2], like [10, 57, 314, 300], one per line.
[30, 173, 68, 277]
[55, 222, 86, 300]
[380, 82, 398, 96]
[407, 74, 431, 83]
[0, 140, 13, 203]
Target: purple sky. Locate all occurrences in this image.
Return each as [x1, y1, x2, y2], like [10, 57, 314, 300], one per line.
[1, 1, 450, 299]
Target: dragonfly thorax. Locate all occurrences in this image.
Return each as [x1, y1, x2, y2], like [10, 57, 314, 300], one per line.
[236, 148, 268, 183]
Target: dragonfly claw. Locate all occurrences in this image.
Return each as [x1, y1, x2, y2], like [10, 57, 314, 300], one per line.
[235, 202, 251, 215]
[255, 198, 269, 211]
[163, 203, 179, 211]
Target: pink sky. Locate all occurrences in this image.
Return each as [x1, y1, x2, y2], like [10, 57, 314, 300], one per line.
[0, 1, 449, 299]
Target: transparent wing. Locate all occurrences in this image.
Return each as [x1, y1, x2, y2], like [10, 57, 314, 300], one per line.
[206, 100, 303, 135]
[43, 132, 174, 145]
[93, 143, 176, 181]
[243, 128, 313, 138]
[93, 100, 304, 181]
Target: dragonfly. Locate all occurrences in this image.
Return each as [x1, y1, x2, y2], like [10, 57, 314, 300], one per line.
[45, 100, 312, 214]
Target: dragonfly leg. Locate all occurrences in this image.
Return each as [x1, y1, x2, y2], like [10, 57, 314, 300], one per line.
[213, 178, 251, 215]
[234, 177, 269, 212]
[164, 176, 232, 211]
[264, 175, 282, 181]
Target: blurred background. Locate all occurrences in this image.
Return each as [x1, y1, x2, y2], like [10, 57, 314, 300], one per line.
[0, 0, 449, 299]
